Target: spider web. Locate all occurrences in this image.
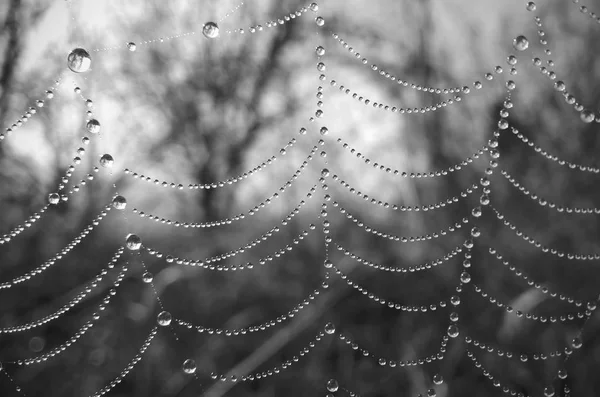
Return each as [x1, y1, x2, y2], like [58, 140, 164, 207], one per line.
[0, 0, 599, 396]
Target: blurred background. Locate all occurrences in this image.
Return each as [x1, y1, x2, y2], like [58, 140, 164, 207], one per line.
[1, 0, 600, 396]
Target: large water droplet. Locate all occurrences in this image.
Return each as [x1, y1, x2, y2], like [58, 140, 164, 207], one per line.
[182, 359, 197, 374]
[580, 110, 595, 123]
[513, 35, 529, 51]
[433, 374, 444, 385]
[157, 311, 172, 326]
[326, 379, 339, 392]
[100, 154, 114, 168]
[86, 119, 101, 134]
[203, 22, 219, 38]
[48, 193, 60, 205]
[127, 42, 137, 52]
[315, 17, 325, 26]
[309, 2, 319, 12]
[526, 2, 536, 11]
[67, 48, 92, 73]
[126, 234, 142, 250]
[324, 322, 336, 334]
[447, 324, 459, 338]
[112, 195, 127, 210]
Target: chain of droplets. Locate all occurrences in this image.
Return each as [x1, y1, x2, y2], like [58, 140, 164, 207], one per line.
[1, 169, 103, 245]
[145, 226, 313, 271]
[334, 241, 465, 273]
[488, 247, 588, 306]
[0, 206, 113, 289]
[500, 168, 600, 214]
[509, 127, 599, 173]
[129, 146, 317, 228]
[331, 265, 449, 312]
[123, 137, 300, 190]
[569, 0, 600, 24]
[465, 334, 568, 364]
[470, 283, 588, 323]
[90, 327, 157, 397]
[92, 3, 315, 52]
[208, 329, 326, 383]
[334, 330, 449, 367]
[332, 201, 469, 243]
[335, 137, 489, 179]
[0, 247, 124, 333]
[490, 205, 600, 260]
[169, 189, 316, 266]
[0, 368, 26, 396]
[328, 31, 488, 95]
[174, 273, 330, 336]
[331, 172, 480, 211]
[327, 77, 463, 114]
[13, 261, 128, 366]
[0, 76, 63, 141]
[465, 349, 524, 397]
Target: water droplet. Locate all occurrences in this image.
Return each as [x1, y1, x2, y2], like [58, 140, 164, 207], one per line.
[127, 42, 137, 51]
[203, 22, 219, 38]
[182, 359, 197, 374]
[433, 374, 444, 385]
[581, 109, 595, 123]
[460, 272, 471, 284]
[310, 2, 319, 12]
[526, 2, 536, 11]
[572, 336, 582, 349]
[558, 369, 568, 379]
[48, 193, 60, 205]
[513, 35, 529, 51]
[554, 81, 565, 92]
[142, 272, 153, 283]
[507, 55, 517, 65]
[498, 118, 509, 129]
[316, 46, 325, 56]
[324, 259, 332, 268]
[126, 234, 142, 250]
[100, 154, 114, 168]
[326, 379, 339, 392]
[472, 206, 482, 217]
[471, 227, 481, 238]
[544, 386, 555, 397]
[324, 322, 336, 334]
[86, 119, 101, 134]
[112, 195, 127, 210]
[67, 48, 92, 73]
[447, 325, 459, 338]
[315, 16, 325, 26]
[157, 311, 172, 326]
[427, 389, 437, 397]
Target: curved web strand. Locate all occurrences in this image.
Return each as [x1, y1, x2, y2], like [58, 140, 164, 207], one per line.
[509, 127, 600, 173]
[491, 205, 600, 260]
[12, 262, 127, 366]
[334, 329, 449, 367]
[332, 266, 449, 313]
[488, 246, 590, 306]
[332, 172, 480, 212]
[334, 137, 488, 179]
[145, 226, 313, 271]
[500, 168, 600, 214]
[129, 146, 317, 228]
[465, 334, 567, 362]
[335, 241, 465, 273]
[470, 283, 588, 324]
[123, 136, 301, 190]
[327, 76, 463, 114]
[89, 327, 157, 397]
[173, 273, 329, 336]
[333, 202, 470, 243]
[210, 329, 327, 383]
[0, 206, 114, 289]
[327, 31, 507, 97]
[0, 249, 126, 334]
[465, 349, 522, 396]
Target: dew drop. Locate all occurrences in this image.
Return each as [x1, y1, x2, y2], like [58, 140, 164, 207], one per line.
[142, 272, 153, 283]
[310, 2, 319, 12]
[203, 22, 219, 38]
[48, 193, 60, 205]
[580, 109, 595, 123]
[433, 374, 444, 385]
[572, 336, 582, 349]
[157, 311, 172, 326]
[100, 154, 114, 168]
[460, 272, 471, 284]
[127, 42, 137, 51]
[316, 46, 325, 56]
[472, 206, 482, 217]
[558, 369, 568, 379]
[126, 234, 142, 250]
[324, 322, 336, 334]
[67, 48, 92, 73]
[544, 386, 555, 397]
[86, 119, 101, 134]
[315, 16, 325, 26]
[447, 324, 460, 338]
[526, 1, 536, 11]
[112, 195, 127, 210]
[182, 359, 197, 374]
[326, 379, 339, 392]
[554, 81, 565, 92]
[513, 35, 529, 51]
